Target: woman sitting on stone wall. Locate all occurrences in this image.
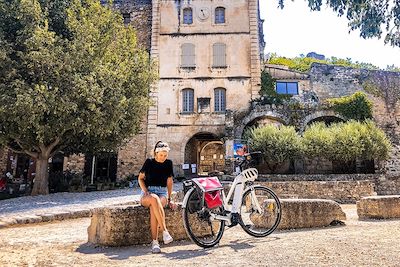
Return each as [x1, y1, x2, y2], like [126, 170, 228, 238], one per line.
[138, 141, 176, 253]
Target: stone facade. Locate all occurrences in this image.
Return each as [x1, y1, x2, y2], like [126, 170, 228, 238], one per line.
[145, 0, 263, 176]
[228, 63, 400, 175]
[63, 154, 86, 173]
[309, 63, 400, 174]
[3, 0, 400, 183]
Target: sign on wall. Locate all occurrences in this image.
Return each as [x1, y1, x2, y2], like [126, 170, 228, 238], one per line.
[233, 139, 249, 158]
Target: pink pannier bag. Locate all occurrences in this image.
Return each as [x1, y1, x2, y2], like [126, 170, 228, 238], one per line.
[192, 177, 224, 209]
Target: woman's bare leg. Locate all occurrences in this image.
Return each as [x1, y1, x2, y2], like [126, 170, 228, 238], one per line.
[149, 207, 158, 240]
[141, 194, 168, 232]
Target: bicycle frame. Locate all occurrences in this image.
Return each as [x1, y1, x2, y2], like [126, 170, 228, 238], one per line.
[210, 167, 261, 225]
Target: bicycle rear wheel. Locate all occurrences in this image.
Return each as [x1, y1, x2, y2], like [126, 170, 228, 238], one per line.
[182, 188, 225, 248]
[239, 185, 281, 237]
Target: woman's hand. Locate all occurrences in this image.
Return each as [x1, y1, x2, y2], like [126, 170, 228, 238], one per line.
[167, 199, 177, 210]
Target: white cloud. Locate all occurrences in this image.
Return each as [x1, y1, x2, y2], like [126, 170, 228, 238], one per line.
[260, 0, 400, 69]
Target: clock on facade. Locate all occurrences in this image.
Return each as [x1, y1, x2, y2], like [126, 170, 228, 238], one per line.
[198, 7, 210, 20]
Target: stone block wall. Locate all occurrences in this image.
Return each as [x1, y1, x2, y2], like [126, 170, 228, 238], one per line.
[374, 175, 400, 195]
[223, 173, 400, 200]
[257, 173, 379, 182]
[117, 131, 147, 179]
[257, 180, 375, 203]
[63, 154, 85, 173]
[113, 0, 152, 51]
[309, 63, 400, 174]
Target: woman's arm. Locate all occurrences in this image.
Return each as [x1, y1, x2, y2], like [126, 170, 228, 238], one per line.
[138, 172, 148, 195]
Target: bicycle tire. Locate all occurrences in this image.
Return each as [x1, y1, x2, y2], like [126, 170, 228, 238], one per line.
[182, 187, 225, 248]
[239, 185, 281, 237]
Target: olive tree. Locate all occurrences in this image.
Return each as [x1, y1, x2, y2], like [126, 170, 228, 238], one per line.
[0, 0, 156, 195]
[246, 125, 303, 173]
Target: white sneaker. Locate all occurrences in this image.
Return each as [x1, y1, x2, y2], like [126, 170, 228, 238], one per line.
[151, 240, 161, 253]
[163, 230, 173, 244]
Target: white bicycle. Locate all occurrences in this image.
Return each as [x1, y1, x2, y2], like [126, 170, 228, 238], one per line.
[182, 152, 282, 248]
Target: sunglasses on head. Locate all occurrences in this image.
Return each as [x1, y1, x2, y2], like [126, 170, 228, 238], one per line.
[156, 143, 168, 148]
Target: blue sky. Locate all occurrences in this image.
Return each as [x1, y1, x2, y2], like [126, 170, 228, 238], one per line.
[259, 0, 400, 69]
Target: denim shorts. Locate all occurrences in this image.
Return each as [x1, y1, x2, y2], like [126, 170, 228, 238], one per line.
[141, 186, 167, 198]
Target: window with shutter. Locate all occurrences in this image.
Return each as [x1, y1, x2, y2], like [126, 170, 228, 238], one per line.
[214, 88, 226, 112]
[182, 89, 194, 113]
[181, 43, 195, 68]
[213, 43, 226, 67]
[215, 7, 225, 24]
[183, 8, 193, 24]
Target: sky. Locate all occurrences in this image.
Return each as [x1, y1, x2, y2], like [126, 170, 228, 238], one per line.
[259, 0, 400, 69]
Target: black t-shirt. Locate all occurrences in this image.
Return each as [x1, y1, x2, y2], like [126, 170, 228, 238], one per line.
[139, 158, 174, 187]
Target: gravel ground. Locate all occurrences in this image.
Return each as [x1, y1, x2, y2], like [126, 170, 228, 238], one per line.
[0, 188, 142, 218]
[0, 184, 183, 226]
[0, 205, 399, 267]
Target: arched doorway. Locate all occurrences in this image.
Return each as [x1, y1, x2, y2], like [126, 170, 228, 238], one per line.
[242, 116, 286, 138]
[184, 133, 224, 177]
[306, 116, 344, 126]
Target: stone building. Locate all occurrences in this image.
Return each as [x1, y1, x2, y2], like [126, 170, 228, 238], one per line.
[141, 0, 264, 177]
[0, 0, 265, 181]
[232, 63, 400, 174]
[2, 0, 400, 184]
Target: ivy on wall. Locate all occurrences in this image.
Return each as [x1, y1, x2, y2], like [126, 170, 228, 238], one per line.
[362, 80, 384, 98]
[258, 70, 291, 105]
[326, 92, 373, 121]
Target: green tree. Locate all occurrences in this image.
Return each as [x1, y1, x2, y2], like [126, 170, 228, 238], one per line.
[278, 0, 400, 47]
[0, 0, 156, 195]
[246, 125, 303, 173]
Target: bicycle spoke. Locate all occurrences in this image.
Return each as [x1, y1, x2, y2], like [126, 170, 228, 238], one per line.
[239, 186, 281, 237]
[183, 189, 225, 248]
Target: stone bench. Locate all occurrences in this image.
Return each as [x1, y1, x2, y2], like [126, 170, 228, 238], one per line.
[277, 199, 346, 230]
[87, 199, 346, 246]
[357, 195, 400, 219]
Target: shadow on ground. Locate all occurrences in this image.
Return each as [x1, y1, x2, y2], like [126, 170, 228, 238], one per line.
[75, 236, 281, 260]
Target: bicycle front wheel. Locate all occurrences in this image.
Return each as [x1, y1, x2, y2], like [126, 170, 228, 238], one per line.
[183, 188, 225, 248]
[239, 185, 281, 237]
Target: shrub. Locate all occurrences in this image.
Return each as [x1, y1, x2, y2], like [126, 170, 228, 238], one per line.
[303, 120, 392, 168]
[302, 122, 333, 159]
[246, 125, 303, 172]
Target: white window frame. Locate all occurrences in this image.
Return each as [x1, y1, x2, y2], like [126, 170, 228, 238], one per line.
[182, 88, 195, 113]
[214, 88, 226, 112]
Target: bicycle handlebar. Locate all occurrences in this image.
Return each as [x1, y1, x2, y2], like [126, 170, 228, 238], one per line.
[226, 151, 262, 168]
